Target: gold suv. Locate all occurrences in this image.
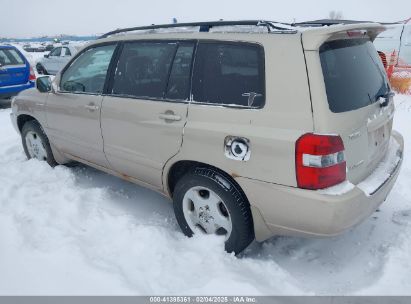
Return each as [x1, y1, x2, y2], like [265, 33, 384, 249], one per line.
[10, 21, 404, 254]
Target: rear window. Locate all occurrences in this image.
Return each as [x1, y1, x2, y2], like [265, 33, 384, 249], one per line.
[0, 49, 25, 66]
[320, 38, 390, 113]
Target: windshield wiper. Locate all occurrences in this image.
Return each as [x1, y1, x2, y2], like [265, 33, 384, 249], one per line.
[376, 91, 394, 108]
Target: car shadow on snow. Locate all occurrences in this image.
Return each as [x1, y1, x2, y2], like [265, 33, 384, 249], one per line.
[69, 163, 178, 229]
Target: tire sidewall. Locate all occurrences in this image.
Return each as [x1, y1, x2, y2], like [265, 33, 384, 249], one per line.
[21, 120, 57, 167]
[173, 168, 254, 254]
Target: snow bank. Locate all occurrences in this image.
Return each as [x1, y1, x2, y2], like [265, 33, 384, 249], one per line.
[1, 95, 411, 295]
[0, 109, 299, 295]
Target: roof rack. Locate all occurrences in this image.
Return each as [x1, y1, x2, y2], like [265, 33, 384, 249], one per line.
[99, 20, 296, 39]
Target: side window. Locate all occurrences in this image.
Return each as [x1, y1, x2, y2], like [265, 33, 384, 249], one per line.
[166, 43, 195, 100]
[60, 44, 116, 94]
[64, 47, 72, 56]
[405, 26, 411, 45]
[49, 47, 62, 57]
[112, 42, 177, 98]
[0, 49, 24, 66]
[192, 42, 265, 108]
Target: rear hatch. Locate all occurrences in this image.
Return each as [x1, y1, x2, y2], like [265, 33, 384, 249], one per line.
[303, 24, 394, 184]
[0, 48, 29, 87]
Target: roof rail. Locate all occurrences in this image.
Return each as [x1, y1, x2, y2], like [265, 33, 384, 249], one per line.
[98, 20, 296, 39]
[293, 19, 372, 27]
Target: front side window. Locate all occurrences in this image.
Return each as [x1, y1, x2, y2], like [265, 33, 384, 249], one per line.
[50, 47, 62, 57]
[0, 49, 24, 66]
[112, 42, 177, 99]
[60, 44, 116, 94]
[192, 42, 265, 108]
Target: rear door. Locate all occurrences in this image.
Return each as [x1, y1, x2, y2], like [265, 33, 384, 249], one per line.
[304, 28, 394, 184]
[101, 41, 195, 189]
[0, 48, 28, 87]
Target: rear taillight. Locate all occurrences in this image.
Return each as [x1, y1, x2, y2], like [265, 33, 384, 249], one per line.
[346, 30, 367, 37]
[29, 65, 36, 81]
[295, 133, 346, 190]
[378, 51, 387, 69]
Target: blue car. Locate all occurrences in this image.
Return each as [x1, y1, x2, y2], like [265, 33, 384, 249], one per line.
[0, 45, 35, 100]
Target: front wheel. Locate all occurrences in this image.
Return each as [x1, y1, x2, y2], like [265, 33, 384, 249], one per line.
[173, 167, 254, 254]
[21, 120, 57, 167]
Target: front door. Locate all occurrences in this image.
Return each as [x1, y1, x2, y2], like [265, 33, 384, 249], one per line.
[46, 43, 117, 167]
[101, 41, 195, 189]
[45, 47, 63, 75]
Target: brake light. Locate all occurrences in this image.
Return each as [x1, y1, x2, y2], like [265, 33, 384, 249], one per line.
[347, 30, 366, 37]
[29, 65, 36, 81]
[295, 133, 346, 190]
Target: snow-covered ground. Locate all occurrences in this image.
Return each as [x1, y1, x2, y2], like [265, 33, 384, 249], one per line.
[0, 95, 410, 295]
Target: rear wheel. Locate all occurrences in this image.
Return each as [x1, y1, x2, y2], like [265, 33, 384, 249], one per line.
[173, 167, 254, 254]
[21, 120, 57, 167]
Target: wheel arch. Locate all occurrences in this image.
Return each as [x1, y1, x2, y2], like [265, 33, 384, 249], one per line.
[164, 159, 248, 200]
[164, 159, 274, 243]
[17, 113, 70, 165]
[17, 114, 37, 133]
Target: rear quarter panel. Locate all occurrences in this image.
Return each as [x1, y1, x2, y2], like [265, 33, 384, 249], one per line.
[164, 33, 314, 189]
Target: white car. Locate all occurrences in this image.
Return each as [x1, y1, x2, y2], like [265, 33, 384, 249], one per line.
[36, 45, 81, 75]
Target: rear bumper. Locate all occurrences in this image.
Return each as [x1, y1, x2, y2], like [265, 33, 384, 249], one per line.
[0, 81, 35, 99]
[238, 131, 404, 242]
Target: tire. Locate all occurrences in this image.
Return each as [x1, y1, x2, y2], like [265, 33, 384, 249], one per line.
[173, 167, 254, 254]
[36, 63, 48, 75]
[21, 120, 58, 167]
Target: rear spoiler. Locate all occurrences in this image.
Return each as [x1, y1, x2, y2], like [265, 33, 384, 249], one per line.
[301, 23, 386, 51]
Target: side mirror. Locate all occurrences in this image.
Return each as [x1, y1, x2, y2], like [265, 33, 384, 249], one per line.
[36, 76, 52, 93]
[44, 54, 49, 58]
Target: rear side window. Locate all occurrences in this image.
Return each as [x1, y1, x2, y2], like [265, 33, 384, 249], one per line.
[320, 39, 390, 113]
[192, 42, 265, 108]
[60, 44, 116, 94]
[65, 47, 72, 56]
[0, 49, 24, 66]
[405, 25, 411, 45]
[112, 42, 177, 99]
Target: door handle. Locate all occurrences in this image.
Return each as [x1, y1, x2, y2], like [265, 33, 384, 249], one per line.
[159, 112, 182, 122]
[84, 103, 99, 111]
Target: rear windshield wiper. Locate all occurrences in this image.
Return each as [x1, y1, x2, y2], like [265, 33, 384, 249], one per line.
[376, 91, 394, 108]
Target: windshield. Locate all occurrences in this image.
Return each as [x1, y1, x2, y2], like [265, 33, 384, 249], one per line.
[320, 38, 390, 113]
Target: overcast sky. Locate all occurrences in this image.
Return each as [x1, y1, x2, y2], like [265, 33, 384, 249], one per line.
[1, 0, 410, 38]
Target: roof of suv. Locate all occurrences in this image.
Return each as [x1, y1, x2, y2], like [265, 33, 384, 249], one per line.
[96, 20, 385, 41]
[98, 20, 298, 39]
